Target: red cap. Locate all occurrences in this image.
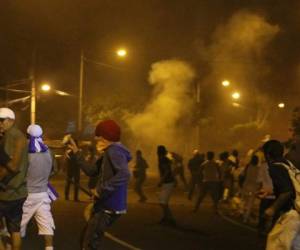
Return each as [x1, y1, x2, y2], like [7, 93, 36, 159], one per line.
[95, 120, 121, 142]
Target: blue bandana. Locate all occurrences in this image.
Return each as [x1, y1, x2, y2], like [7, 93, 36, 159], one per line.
[29, 136, 48, 153]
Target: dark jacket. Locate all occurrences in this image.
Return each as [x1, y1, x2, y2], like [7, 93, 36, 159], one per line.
[158, 156, 175, 184]
[76, 143, 131, 212]
[188, 154, 204, 175]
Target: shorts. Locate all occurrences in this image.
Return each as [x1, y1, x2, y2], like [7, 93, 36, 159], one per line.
[266, 209, 300, 250]
[0, 197, 26, 233]
[159, 182, 175, 205]
[21, 192, 55, 237]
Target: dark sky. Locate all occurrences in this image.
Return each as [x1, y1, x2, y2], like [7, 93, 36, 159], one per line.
[1, 0, 300, 134]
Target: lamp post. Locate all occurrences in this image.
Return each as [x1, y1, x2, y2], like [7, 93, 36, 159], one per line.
[78, 50, 84, 132]
[78, 48, 127, 132]
[232, 92, 241, 100]
[30, 78, 36, 124]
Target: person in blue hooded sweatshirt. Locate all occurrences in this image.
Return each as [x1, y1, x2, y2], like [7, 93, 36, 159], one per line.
[69, 119, 131, 250]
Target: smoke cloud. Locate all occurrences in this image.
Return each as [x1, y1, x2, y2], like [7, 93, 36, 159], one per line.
[126, 59, 195, 151]
[208, 10, 279, 89]
[198, 10, 280, 151]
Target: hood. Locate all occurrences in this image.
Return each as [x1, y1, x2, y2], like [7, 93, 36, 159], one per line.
[110, 142, 132, 162]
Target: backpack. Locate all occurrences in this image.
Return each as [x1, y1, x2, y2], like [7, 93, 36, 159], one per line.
[275, 160, 300, 213]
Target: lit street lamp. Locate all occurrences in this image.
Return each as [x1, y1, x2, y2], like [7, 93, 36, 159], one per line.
[232, 92, 241, 100]
[41, 83, 51, 92]
[278, 103, 285, 109]
[116, 49, 127, 58]
[78, 48, 128, 131]
[0, 81, 71, 123]
[222, 80, 230, 87]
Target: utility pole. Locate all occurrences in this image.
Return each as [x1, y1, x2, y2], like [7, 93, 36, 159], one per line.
[196, 82, 201, 149]
[30, 49, 36, 124]
[78, 50, 84, 132]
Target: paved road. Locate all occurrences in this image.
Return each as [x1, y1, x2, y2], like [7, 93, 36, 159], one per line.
[22, 174, 265, 250]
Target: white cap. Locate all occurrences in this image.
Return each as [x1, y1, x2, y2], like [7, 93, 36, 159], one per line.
[0, 108, 15, 120]
[27, 124, 43, 137]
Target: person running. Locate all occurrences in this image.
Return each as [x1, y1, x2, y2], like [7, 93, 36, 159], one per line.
[0, 108, 28, 250]
[69, 119, 131, 250]
[157, 145, 176, 226]
[240, 154, 261, 223]
[133, 150, 148, 203]
[262, 140, 300, 249]
[194, 151, 221, 213]
[21, 124, 55, 250]
[219, 151, 234, 201]
[187, 150, 205, 200]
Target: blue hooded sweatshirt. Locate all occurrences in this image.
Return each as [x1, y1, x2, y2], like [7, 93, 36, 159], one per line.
[77, 143, 131, 213]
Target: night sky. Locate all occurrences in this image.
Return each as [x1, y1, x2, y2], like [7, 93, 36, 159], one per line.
[1, 0, 299, 139]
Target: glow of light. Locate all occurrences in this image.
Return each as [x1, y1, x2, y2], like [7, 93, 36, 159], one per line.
[232, 92, 240, 100]
[41, 83, 51, 92]
[116, 49, 127, 57]
[222, 80, 230, 87]
[278, 103, 285, 109]
[232, 102, 241, 107]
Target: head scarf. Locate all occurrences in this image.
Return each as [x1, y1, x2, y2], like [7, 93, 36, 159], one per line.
[27, 124, 48, 153]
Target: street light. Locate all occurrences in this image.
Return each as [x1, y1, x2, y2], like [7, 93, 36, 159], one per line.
[222, 80, 230, 87]
[41, 83, 51, 92]
[116, 49, 127, 58]
[232, 92, 241, 100]
[78, 48, 128, 131]
[278, 103, 285, 109]
[0, 82, 71, 123]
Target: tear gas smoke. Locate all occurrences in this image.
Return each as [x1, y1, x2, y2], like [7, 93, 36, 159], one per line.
[126, 60, 195, 151]
[210, 10, 279, 86]
[198, 10, 280, 151]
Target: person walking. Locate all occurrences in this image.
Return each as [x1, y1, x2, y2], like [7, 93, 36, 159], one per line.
[0, 108, 28, 250]
[21, 124, 55, 250]
[187, 150, 204, 200]
[194, 151, 221, 214]
[133, 150, 148, 203]
[157, 145, 176, 226]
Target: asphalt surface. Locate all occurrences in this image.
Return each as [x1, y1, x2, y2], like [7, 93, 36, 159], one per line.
[22, 173, 266, 250]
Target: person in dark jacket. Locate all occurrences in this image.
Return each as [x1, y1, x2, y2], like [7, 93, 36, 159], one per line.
[133, 150, 148, 202]
[69, 120, 131, 250]
[187, 150, 205, 200]
[157, 145, 176, 226]
[64, 138, 81, 201]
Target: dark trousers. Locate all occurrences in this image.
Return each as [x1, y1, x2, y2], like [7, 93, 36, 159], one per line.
[188, 174, 200, 200]
[195, 181, 219, 211]
[258, 198, 275, 234]
[134, 175, 147, 201]
[175, 168, 188, 189]
[81, 210, 120, 250]
[65, 170, 80, 201]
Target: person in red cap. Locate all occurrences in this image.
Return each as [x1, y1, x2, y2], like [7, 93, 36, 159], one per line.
[69, 119, 131, 250]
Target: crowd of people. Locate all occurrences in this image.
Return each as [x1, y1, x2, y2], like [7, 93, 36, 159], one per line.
[0, 105, 300, 249]
[131, 140, 300, 249]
